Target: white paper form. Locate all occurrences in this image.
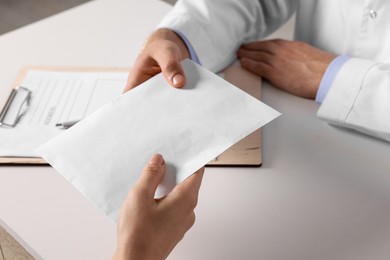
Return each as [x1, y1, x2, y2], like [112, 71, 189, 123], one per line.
[36, 59, 280, 221]
[0, 70, 127, 157]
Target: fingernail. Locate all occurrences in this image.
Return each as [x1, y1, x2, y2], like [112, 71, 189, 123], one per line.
[172, 74, 184, 87]
[149, 154, 164, 165]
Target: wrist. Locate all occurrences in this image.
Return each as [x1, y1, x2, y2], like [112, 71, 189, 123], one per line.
[112, 245, 157, 260]
[113, 236, 163, 260]
[147, 28, 190, 60]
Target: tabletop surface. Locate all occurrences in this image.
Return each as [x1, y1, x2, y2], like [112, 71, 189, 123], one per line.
[1, 1, 390, 260]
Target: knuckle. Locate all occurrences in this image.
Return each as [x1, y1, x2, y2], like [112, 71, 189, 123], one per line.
[145, 164, 161, 177]
[294, 41, 308, 48]
[182, 212, 196, 232]
[183, 192, 198, 210]
[163, 60, 180, 74]
[271, 38, 284, 45]
[188, 212, 196, 228]
[174, 188, 198, 210]
[240, 57, 251, 67]
[160, 41, 180, 58]
[273, 38, 283, 43]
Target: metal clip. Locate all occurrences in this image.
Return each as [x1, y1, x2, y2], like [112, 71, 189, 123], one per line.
[0, 87, 31, 128]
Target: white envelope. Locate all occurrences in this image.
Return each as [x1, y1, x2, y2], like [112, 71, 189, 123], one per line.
[36, 59, 280, 221]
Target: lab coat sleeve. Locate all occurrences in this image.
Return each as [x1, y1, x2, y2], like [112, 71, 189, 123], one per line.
[317, 58, 390, 142]
[157, 0, 296, 72]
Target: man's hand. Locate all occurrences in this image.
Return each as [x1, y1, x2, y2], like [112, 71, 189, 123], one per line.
[124, 29, 190, 92]
[112, 154, 204, 260]
[237, 39, 336, 99]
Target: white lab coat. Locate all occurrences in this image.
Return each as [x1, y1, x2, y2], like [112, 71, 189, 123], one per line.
[158, 0, 390, 142]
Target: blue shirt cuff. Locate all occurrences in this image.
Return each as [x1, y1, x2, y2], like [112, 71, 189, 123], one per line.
[316, 55, 350, 103]
[173, 30, 201, 65]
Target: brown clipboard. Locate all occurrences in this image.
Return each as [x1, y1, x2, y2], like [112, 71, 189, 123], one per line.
[0, 66, 130, 165]
[0, 65, 262, 166]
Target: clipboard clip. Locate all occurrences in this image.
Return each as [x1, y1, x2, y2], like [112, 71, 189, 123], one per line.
[0, 87, 32, 128]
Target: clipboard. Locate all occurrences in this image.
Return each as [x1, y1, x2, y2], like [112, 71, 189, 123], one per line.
[0, 65, 262, 166]
[0, 66, 130, 165]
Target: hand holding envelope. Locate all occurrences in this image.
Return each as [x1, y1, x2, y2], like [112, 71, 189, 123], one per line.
[36, 59, 280, 221]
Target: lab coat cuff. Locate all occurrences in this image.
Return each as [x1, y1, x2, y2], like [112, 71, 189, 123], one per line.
[317, 58, 377, 124]
[173, 30, 201, 65]
[315, 55, 350, 104]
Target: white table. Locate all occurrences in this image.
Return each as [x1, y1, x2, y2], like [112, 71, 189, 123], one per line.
[1, 1, 390, 259]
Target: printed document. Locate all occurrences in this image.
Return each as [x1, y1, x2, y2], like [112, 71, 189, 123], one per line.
[0, 70, 127, 156]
